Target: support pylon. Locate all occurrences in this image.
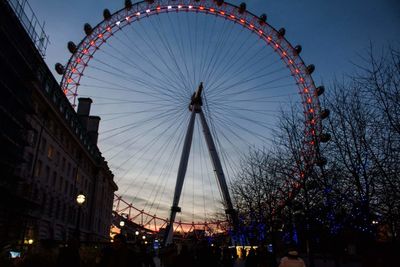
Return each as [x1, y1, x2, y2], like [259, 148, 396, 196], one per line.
[164, 83, 237, 246]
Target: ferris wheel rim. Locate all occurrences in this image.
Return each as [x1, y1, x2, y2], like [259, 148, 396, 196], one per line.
[60, 0, 323, 231]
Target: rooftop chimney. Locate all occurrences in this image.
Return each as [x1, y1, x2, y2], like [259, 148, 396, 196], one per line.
[77, 97, 92, 116]
[87, 116, 101, 145]
[77, 97, 92, 129]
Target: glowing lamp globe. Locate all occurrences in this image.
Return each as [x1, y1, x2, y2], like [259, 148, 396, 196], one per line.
[76, 194, 86, 205]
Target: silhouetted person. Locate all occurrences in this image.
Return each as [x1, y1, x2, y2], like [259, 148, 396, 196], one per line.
[140, 243, 155, 267]
[97, 234, 140, 267]
[57, 238, 80, 267]
[245, 247, 257, 267]
[17, 240, 57, 267]
[278, 250, 306, 267]
[161, 244, 177, 267]
[176, 244, 194, 267]
[221, 247, 234, 267]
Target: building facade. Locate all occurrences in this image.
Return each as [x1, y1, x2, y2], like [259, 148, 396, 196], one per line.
[0, 0, 117, 244]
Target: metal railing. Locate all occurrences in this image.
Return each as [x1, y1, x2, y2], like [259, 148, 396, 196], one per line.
[6, 0, 50, 58]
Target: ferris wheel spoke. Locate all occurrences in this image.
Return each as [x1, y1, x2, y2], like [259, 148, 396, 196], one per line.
[146, 15, 192, 93]
[206, 32, 263, 90]
[210, 67, 289, 100]
[119, 111, 189, 195]
[84, 70, 184, 104]
[95, 106, 170, 121]
[165, 13, 195, 91]
[94, 48, 185, 98]
[80, 82, 175, 102]
[209, 56, 285, 98]
[100, 107, 184, 142]
[212, 110, 276, 145]
[88, 57, 188, 102]
[208, 40, 273, 92]
[145, 127, 186, 215]
[201, 19, 237, 87]
[100, 110, 182, 154]
[114, 113, 188, 183]
[198, 15, 219, 83]
[114, 30, 188, 96]
[206, 30, 263, 91]
[215, 82, 296, 101]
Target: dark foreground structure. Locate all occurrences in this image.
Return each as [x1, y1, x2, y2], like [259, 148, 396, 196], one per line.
[0, 0, 117, 248]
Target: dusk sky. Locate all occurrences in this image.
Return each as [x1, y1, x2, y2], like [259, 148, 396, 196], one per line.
[26, 0, 400, 226]
[30, 0, 400, 83]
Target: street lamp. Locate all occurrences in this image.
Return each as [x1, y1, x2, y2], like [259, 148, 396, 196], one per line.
[119, 220, 125, 235]
[76, 194, 86, 205]
[75, 192, 86, 242]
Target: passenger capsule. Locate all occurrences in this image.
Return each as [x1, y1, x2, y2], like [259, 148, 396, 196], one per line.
[320, 109, 330, 119]
[125, 0, 132, 9]
[215, 0, 224, 6]
[55, 63, 65, 75]
[67, 41, 76, 54]
[238, 3, 246, 14]
[259, 14, 267, 24]
[320, 133, 331, 143]
[294, 45, 302, 55]
[278, 28, 286, 38]
[316, 85, 325, 96]
[103, 9, 111, 20]
[84, 23, 93, 35]
[306, 64, 315, 75]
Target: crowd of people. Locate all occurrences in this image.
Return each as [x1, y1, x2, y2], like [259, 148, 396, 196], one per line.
[1, 235, 306, 267]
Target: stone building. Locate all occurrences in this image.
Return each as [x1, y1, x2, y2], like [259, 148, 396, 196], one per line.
[0, 0, 117, 244]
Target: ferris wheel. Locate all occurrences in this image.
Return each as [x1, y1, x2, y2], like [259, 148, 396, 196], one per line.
[57, 0, 328, 242]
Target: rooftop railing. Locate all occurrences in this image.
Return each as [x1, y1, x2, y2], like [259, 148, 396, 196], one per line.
[6, 0, 50, 58]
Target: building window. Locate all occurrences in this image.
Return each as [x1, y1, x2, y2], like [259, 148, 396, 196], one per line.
[44, 80, 51, 93]
[42, 193, 47, 213]
[53, 171, 57, 187]
[59, 176, 64, 191]
[47, 145, 54, 159]
[28, 130, 38, 147]
[55, 200, 60, 219]
[55, 151, 60, 165]
[62, 157, 66, 172]
[34, 160, 42, 177]
[67, 162, 71, 177]
[48, 198, 53, 218]
[40, 138, 47, 153]
[64, 181, 68, 194]
[48, 120, 54, 133]
[45, 166, 50, 183]
[62, 203, 66, 221]
[26, 153, 33, 173]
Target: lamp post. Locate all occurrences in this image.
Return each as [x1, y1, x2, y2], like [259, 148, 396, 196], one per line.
[75, 193, 86, 243]
[119, 220, 125, 235]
